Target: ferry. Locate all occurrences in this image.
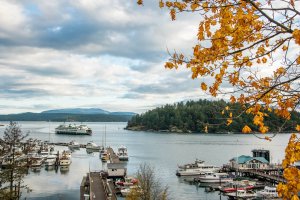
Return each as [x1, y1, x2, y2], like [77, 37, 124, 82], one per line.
[55, 124, 92, 135]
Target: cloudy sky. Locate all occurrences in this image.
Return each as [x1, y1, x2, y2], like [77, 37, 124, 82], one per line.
[0, 0, 213, 114]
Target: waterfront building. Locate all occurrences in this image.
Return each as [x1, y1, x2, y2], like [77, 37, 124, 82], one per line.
[107, 163, 127, 178]
[229, 155, 269, 169]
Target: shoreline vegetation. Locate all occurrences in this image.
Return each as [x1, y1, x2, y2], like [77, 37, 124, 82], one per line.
[126, 100, 300, 134]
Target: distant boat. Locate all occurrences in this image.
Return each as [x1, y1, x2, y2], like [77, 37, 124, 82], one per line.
[68, 140, 80, 149]
[176, 159, 220, 176]
[55, 123, 92, 135]
[117, 145, 129, 161]
[45, 155, 57, 166]
[224, 189, 257, 199]
[86, 141, 101, 150]
[194, 172, 233, 183]
[257, 186, 279, 198]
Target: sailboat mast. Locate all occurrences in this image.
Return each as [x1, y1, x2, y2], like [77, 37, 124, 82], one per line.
[104, 125, 106, 148]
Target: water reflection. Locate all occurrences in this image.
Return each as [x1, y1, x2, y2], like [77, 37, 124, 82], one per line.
[0, 122, 291, 200]
[60, 166, 70, 174]
[31, 167, 42, 173]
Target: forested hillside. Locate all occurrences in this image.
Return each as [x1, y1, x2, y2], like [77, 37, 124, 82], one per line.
[126, 100, 300, 133]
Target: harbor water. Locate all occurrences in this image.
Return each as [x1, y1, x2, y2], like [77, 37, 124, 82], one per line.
[0, 122, 290, 200]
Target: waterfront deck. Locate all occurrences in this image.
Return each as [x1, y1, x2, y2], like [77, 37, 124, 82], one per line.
[222, 165, 285, 184]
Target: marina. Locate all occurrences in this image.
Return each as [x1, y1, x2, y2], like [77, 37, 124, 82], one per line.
[0, 122, 291, 199]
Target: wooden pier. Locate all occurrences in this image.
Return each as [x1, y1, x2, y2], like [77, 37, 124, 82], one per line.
[80, 172, 117, 200]
[240, 169, 286, 184]
[222, 165, 285, 184]
[80, 147, 125, 200]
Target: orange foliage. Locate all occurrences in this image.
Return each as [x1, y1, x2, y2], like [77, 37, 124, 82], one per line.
[137, 0, 300, 198]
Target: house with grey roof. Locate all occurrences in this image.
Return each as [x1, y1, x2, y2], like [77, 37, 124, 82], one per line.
[107, 163, 126, 178]
[229, 155, 269, 169]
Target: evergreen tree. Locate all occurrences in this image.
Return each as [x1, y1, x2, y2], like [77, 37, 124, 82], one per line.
[0, 122, 28, 200]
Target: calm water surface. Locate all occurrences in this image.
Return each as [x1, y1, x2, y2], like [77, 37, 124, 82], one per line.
[0, 122, 290, 200]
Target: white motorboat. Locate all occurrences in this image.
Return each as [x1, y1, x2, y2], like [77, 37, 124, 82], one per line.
[257, 186, 279, 198]
[31, 158, 43, 167]
[117, 145, 129, 161]
[45, 155, 57, 166]
[59, 151, 72, 166]
[195, 172, 233, 183]
[176, 160, 220, 176]
[68, 140, 80, 149]
[59, 156, 71, 166]
[86, 142, 101, 150]
[62, 150, 72, 159]
[225, 189, 257, 199]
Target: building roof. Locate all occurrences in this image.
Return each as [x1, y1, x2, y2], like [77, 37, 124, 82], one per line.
[231, 155, 269, 164]
[107, 163, 126, 169]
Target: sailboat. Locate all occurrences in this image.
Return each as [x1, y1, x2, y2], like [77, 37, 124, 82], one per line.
[48, 121, 55, 152]
[100, 125, 109, 162]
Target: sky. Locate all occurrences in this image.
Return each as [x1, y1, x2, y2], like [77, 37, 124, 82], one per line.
[0, 0, 215, 114]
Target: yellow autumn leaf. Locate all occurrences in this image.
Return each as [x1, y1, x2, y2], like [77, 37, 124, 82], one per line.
[170, 9, 176, 21]
[293, 29, 300, 45]
[227, 119, 232, 126]
[296, 125, 300, 132]
[137, 0, 143, 5]
[282, 45, 288, 51]
[201, 82, 207, 91]
[159, 0, 164, 8]
[242, 125, 252, 133]
[165, 62, 174, 69]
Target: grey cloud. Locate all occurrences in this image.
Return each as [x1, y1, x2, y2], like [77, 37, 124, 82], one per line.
[121, 93, 145, 99]
[0, 1, 172, 62]
[129, 78, 199, 95]
[0, 88, 49, 98]
[0, 61, 71, 77]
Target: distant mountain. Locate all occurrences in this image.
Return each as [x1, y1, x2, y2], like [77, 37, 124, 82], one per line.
[111, 112, 137, 116]
[0, 108, 137, 122]
[42, 108, 110, 115]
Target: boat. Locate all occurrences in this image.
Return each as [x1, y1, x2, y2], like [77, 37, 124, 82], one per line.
[176, 159, 220, 176]
[116, 177, 138, 186]
[86, 141, 101, 150]
[59, 152, 72, 166]
[68, 140, 80, 149]
[45, 155, 57, 166]
[256, 186, 279, 198]
[224, 189, 257, 199]
[62, 150, 72, 158]
[55, 123, 92, 135]
[31, 158, 43, 167]
[219, 180, 255, 193]
[194, 172, 233, 183]
[100, 149, 109, 162]
[117, 145, 129, 161]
